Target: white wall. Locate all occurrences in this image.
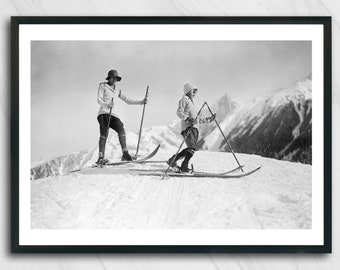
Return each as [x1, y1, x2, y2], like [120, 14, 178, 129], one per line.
[1, 0, 339, 269]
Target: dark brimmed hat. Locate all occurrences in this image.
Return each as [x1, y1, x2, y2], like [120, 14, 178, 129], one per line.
[106, 70, 122, 81]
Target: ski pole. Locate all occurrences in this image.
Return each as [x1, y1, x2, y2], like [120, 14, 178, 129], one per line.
[102, 98, 114, 165]
[205, 102, 244, 172]
[135, 85, 149, 157]
[162, 102, 207, 179]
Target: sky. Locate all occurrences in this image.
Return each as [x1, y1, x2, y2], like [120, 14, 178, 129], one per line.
[31, 41, 311, 162]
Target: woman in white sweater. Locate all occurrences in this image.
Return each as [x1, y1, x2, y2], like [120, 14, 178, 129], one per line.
[168, 82, 216, 172]
[96, 69, 147, 164]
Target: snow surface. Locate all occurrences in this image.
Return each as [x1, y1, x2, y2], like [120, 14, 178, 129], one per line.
[31, 151, 311, 230]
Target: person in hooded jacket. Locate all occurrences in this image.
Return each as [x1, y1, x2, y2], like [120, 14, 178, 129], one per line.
[167, 83, 216, 172]
[96, 69, 147, 164]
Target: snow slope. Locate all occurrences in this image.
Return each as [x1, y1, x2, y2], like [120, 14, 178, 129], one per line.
[31, 151, 311, 230]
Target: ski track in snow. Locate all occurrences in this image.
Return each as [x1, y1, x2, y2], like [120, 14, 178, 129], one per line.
[31, 152, 312, 230]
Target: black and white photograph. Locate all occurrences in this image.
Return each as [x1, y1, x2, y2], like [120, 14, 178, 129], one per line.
[31, 40, 311, 229]
[11, 17, 331, 252]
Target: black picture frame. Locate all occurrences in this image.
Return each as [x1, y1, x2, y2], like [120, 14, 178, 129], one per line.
[11, 16, 332, 253]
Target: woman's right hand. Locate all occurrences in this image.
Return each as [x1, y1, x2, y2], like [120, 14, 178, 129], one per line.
[185, 117, 195, 125]
[108, 101, 114, 108]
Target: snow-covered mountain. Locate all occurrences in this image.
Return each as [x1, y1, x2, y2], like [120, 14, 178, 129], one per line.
[138, 120, 182, 150]
[200, 74, 312, 164]
[199, 93, 238, 138]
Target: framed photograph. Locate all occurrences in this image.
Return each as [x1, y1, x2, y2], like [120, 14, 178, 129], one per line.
[11, 16, 331, 253]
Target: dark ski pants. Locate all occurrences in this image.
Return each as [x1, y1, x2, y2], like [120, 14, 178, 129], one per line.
[175, 127, 199, 166]
[181, 127, 198, 150]
[97, 114, 127, 156]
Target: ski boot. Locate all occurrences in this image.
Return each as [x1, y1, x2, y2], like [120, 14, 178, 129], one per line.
[179, 161, 191, 173]
[167, 155, 179, 170]
[96, 156, 109, 166]
[121, 151, 133, 161]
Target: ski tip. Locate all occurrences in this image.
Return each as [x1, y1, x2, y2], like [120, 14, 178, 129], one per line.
[251, 166, 262, 174]
[149, 144, 160, 155]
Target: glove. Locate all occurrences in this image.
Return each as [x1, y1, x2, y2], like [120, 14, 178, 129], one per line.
[205, 113, 216, 123]
[141, 98, 148, 105]
[210, 113, 216, 122]
[108, 101, 114, 108]
[185, 117, 195, 125]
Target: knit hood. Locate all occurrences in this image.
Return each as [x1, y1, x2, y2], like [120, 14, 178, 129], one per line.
[183, 82, 198, 95]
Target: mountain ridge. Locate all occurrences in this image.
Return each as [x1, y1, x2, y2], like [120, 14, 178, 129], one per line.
[200, 74, 312, 164]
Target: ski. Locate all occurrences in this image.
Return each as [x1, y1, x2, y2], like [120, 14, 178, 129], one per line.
[129, 165, 244, 175]
[68, 164, 97, 173]
[129, 160, 167, 164]
[219, 165, 244, 175]
[138, 166, 261, 179]
[105, 144, 160, 166]
[68, 144, 160, 173]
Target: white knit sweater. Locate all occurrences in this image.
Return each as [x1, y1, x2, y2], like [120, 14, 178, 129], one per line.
[97, 82, 144, 117]
[177, 95, 208, 131]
